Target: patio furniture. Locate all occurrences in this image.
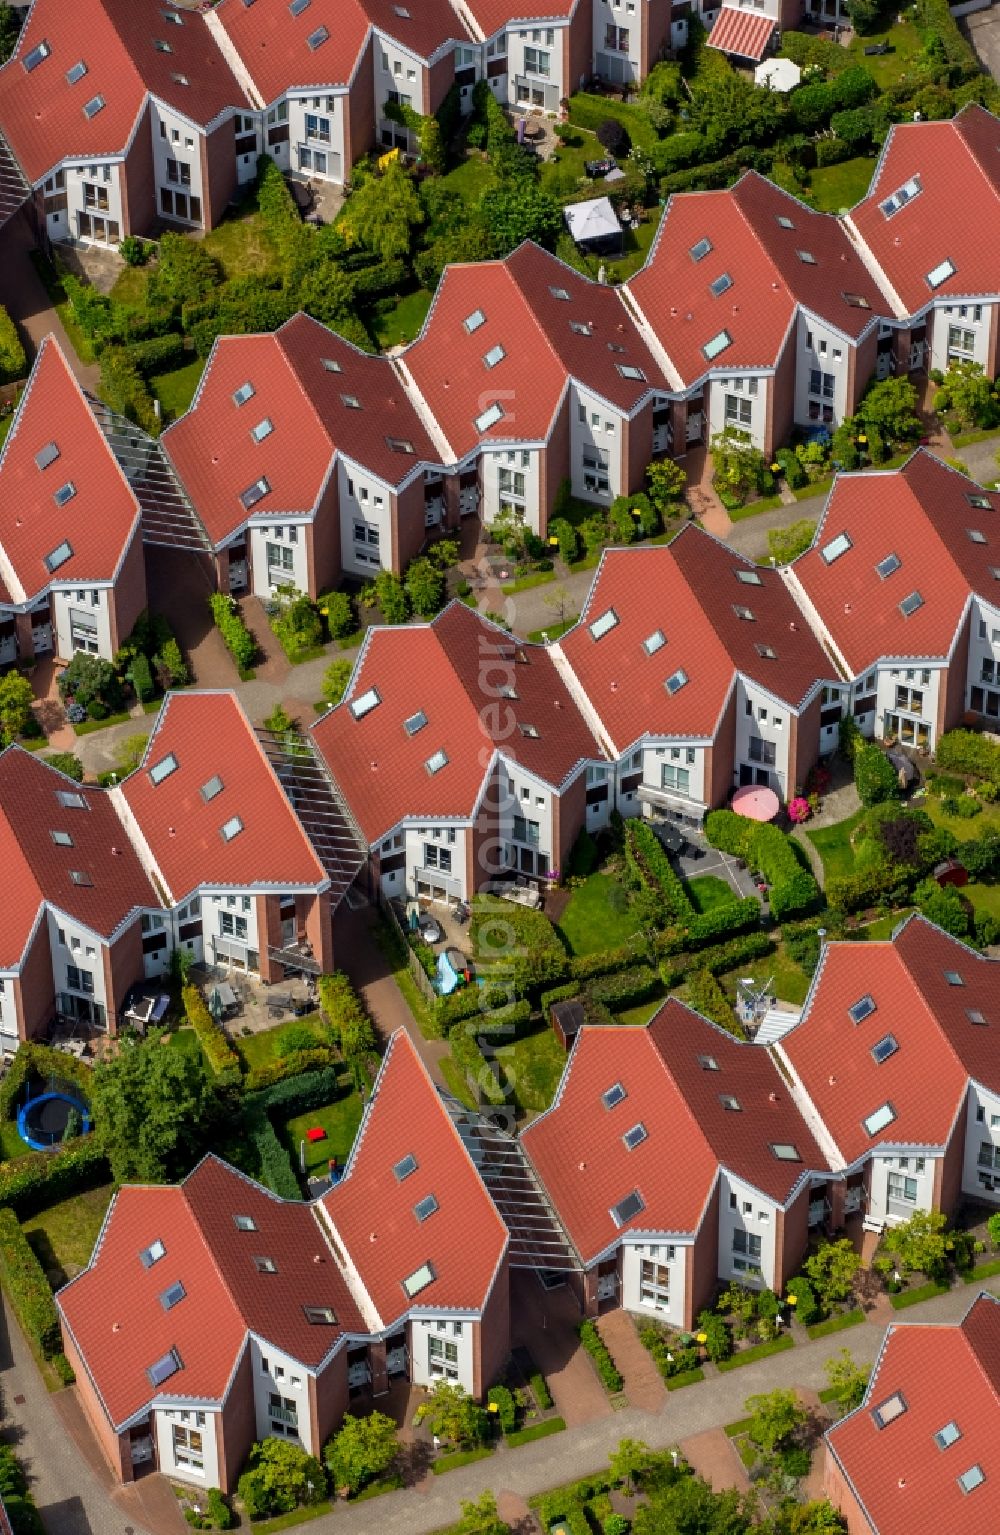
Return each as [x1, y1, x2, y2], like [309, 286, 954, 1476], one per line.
[266, 992, 293, 1019]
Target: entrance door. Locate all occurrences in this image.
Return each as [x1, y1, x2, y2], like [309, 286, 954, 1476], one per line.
[754, 768, 770, 787]
[739, 764, 753, 786]
[130, 1435, 154, 1466]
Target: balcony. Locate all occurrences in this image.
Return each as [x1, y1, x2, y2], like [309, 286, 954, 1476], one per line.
[266, 940, 321, 976]
[269, 1405, 298, 1428]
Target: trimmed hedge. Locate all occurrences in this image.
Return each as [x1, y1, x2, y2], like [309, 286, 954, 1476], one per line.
[585, 964, 658, 1012]
[684, 968, 742, 1037]
[660, 931, 774, 989]
[317, 972, 376, 1058]
[826, 864, 899, 915]
[506, 1417, 566, 1447]
[0, 1208, 62, 1359]
[244, 1047, 336, 1093]
[182, 984, 242, 1085]
[126, 333, 186, 375]
[208, 592, 256, 671]
[0, 304, 27, 385]
[0, 1043, 92, 1122]
[449, 1029, 506, 1107]
[578, 1320, 623, 1393]
[936, 729, 1000, 787]
[540, 981, 581, 1014]
[568, 936, 650, 983]
[687, 897, 761, 944]
[243, 1111, 301, 1199]
[565, 91, 658, 150]
[0, 1138, 109, 1219]
[433, 983, 530, 1032]
[704, 811, 820, 920]
[625, 821, 694, 925]
[247, 1064, 342, 1119]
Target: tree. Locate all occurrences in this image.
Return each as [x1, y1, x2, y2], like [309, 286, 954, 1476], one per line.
[321, 591, 355, 640]
[597, 118, 629, 156]
[454, 1491, 509, 1535]
[914, 878, 971, 941]
[854, 740, 900, 807]
[374, 570, 410, 624]
[429, 537, 460, 571]
[609, 1438, 655, 1494]
[0, 673, 34, 746]
[859, 376, 922, 446]
[745, 1389, 807, 1455]
[635, 1473, 756, 1535]
[824, 1350, 868, 1417]
[91, 1030, 215, 1184]
[323, 1411, 398, 1495]
[295, 261, 355, 326]
[845, 0, 882, 33]
[338, 159, 423, 261]
[0, 304, 25, 386]
[264, 703, 296, 735]
[405, 556, 446, 618]
[237, 1439, 327, 1520]
[479, 183, 563, 256]
[646, 457, 687, 515]
[803, 1239, 861, 1310]
[418, 115, 446, 175]
[548, 518, 580, 565]
[889, 1208, 951, 1279]
[768, 1503, 848, 1534]
[768, 519, 816, 566]
[934, 359, 999, 431]
[988, 1211, 1000, 1248]
[608, 496, 639, 545]
[414, 1381, 488, 1447]
[710, 429, 771, 508]
[0, 4, 20, 66]
[322, 660, 353, 709]
[57, 653, 120, 712]
[42, 752, 84, 781]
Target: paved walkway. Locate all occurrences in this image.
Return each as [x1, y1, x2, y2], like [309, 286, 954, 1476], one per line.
[0, 225, 101, 392]
[333, 904, 449, 1087]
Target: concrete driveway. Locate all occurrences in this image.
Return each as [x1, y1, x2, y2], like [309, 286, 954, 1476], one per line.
[963, 5, 1000, 79]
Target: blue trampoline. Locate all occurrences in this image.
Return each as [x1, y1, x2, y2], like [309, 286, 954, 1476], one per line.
[17, 1091, 91, 1151]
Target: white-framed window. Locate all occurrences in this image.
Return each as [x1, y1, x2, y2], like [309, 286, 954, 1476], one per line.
[639, 1257, 670, 1310]
[428, 1335, 459, 1379]
[172, 1423, 204, 1472]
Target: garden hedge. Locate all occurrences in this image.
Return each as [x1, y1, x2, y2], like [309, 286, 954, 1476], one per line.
[565, 91, 658, 150]
[578, 1320, 623, 1392]
[659, 931, 774, 989]
[624, 821, 694, 924]
[449, 1029, 506, 1107]
[182, 985, 242, 1085]
[568, 935, 650, 982]
[470, 897, 570, 992]
[540, 981, 582, 1013]
[936, 729, 1000, 788]
[704, 811, 820, 920]
[316, 972, 376, 1058]
[242, 1110, 301, 1199]
[585, 964, 658, 1012]
[0, 1138, 109, 1219]
[0, 305, 26, 385]
[0, 1208, 62, 1358]
[244, 1047, 336, 1093]
[687, 897, 761, 944]
[0, 1043, 91, 1122]
[684, 968, 742, 1037]
[247, 1064, 342, 1119]
[825, 864, 900, 914]
[208, 592, 256, 671]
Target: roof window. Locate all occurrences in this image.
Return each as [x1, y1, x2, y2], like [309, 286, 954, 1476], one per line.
[341, 394, 361, 409]
[703, 329, 733, 362]
[425, 749, 448, 775]
[464, 309, 486, 333]
[549, 286, 571, 301]
[519, 723, 539, 739]
[770, 1143, 801, 1161]
[610, 1190, 645, 1227]
[393, 1154, 417, 1181]
[698, 1054, 719, 1071]
[35, 441, 60, 471]
[240, 476, 271, 509]
[253, 1255, 277, 1273]
[233, 381, 255, 407]
[958, 1466, 985, 1494]
[689, 237, 712, 262]
[56, 790, 86, 809]
[483, 344, 506, 369]
[967, 1009, 987, 1024]
[403, 711, 427, 736]
[147, 1347, 182, 1388]
[53, 481, 76, 508]
[22, 40, 51, 72]
[350, 687, 380, 720]
[872, 1391, 907, 1428]
[736, 569, 762, 585]
[623, 1123, 647, 1151]
[149, 753, 178, 785]
[862, 1101, 897, 1137]
[570, 321, 592, 336]
[66, 60, 88, 84]
[944, 970, 964, 986]
[414, 1194, 438, 1222]
[402, 1261, 436, 1298]
[162, 9, 184, 22]
[843, 293, 871, 308]
[153, 38, 173, 52]
[474, 402, 504, 432]
[160, 1281, 186, 1311]
[871, 1034, 899, 1064]
[617, 363, 646, 381]
[394, 4, 411, 15]
[304, 1305, 337, 1324]
[386, 436, 414, 453]
[756, 643, 777, 660]
[289, 0, 310, 13]
[602, 1082, 626, 1110]
[82, 95, 106, 120]
[876, 552, 900, 579]
[967, 494, 992, 510]
[200, 775, 224, 802]
[321, 357, 342, 373]
[733, 605, 755, 621]
[776, 215, 794, 229]
[307, 24, 329, 48]
[899, 590, 924, 617]
[797, 250, 817, 265]
[821, 531, 852, 564]
[935, 1421, 961, 1450]
[171, 71, 189, 85]
[720, 1094, 741, 1111]
[139, 1238, 167, 1269]
[69, 870, 93, 887]
[589, 608, 619, 641]
[849, 993, 876, 1024]
[643, 629, 666, 655]
[967, 529, 987, 544]
[664, 668, 688, 695]
[250, 417, 273, 443]
[233, 1214, 257, 1231]
[709, 273, 733, 299]
[926, 258, 956, 289]
[880, 175, 921, 218]
[220, 816, 244, 842]
[50, 830, 73, 847]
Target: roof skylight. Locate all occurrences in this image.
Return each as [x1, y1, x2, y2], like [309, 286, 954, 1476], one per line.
[602, 1082, 626, 1110]
[464, 309, 486, 333]
[876, 552, 901, 580]
[70, 870, 93, 886]
[402, 1261, 435, 1298]
[736, 569, 762, 585]
[849, 994, 876, 1024]
[350, 687, 380, 720]
[147, 1348, 182, 1388]
[66, 59, 88, 84]
[240, 476, 270, 510]
[664, 668, 688, 695]
[589, 608, 619, 641]
[414, 1194, 438, 1222]
[22, 40, 51, 72]
[871, 1033, 899, 1064]
[935, 1421, 961, 1449]
[160, 1280, 186, 1311]
[474, 402, 504, 432]
[821, 531, 852, 564]
[623, 1123, 647, 1151]
[643, 629, 666, 655]
[53, 481, 76, 507]
[899, 590, 925, 617]
[82, 94, 106, 119]
[139, 1239, 166, 1268]
[393, 1153, 417, 1181]
[770, 1143, 801, 1161]
[250, 417, 273, 442]
[863, 1102, 897, 1137]
[425, 748, 448, 775]
[689, 237, 712, 262]
[149, 753, 178, 785]
[200, 775, 224, 802]
[709, 273, 733, 298]
[720, 1094, 741, 1111]
[926, 258, 956, 289]
[403, 710, 427, 736]
[304, 1305, 337, 1324]
[617, 363, 646, 381]
[306, 23, 329, 48]
[880, 175, 921, 218]
[549, 286, 571, 301]
[958, 1465, 985, 1494]
[43, 540, 73, 573]
[35, 441, 59, 471]
[233, 381, 255, 407]
[703, 329, 733, 362]
[872, 1391, 907, 1428]
[220, 816, 244, 842]
[483, 344, 506, 369]
[610, 1190, 645, 1227]
[797, 250, 817, 265]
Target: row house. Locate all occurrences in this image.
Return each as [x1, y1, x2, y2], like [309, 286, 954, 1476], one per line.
[520, 1000, 832, 1323]
[0, 336, 146, 666]
[311, 601, 604, 902]
[0, 0, 252, 246]
[776, 914, 1000, 1232]
[553, 526, 837, 827]
[58, 1031, 509, 1492]
[625, 172, 893, 458]
[824, 1292, 1000, 1533]
[785, 451, 1000, 753]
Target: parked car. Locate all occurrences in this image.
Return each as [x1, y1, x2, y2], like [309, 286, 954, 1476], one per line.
[417, 913, 443, 945]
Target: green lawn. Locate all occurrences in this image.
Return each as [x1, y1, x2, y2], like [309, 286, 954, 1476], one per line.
[616, 986, 667, 1027]
[805, 808, 865, 882]
[612, 208, 663, 281]
[685, 874, 735, 914]
[371, 288, 433, 349]
[234, 1014, 326, 1072]
[555, 872, 639, 955]
[22, 1184, 115, 1284]
[856, 909, 912, 941]
[965, 882, 1000, 919]
[108, 263, 150, 309]
[922, 795, 1000, 840]
[807, 156, 876, 214]
[0, 415, 12, 450]
[496, 1024, 567, 1116]
[281, 1092, 364, 1177]
[844, 17, 925, 87]
[527, 616, 578, 643]
[200, 205, 279, 281]
[538, 133, 599, 201]
[150, 356, 206, 423]
[440, 152, 497, 202]
[168, 1027, 204, 1062]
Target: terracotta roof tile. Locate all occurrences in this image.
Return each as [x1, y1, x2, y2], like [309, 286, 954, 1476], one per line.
[122, 692, 326, 902]
[361, 0, 472, 59]
[459, 0, 575, 38]
[851, 105, 1000, 313]
[213, 0, 371, 105]
[0, 337, 141, 601]
[322, 1032, 507, 1325]
[826, 1293, 1000, 1535]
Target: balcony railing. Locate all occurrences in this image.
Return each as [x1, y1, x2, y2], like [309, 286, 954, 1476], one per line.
[269, 1405, 298, 1428]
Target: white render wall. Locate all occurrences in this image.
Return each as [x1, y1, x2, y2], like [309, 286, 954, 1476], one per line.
[51, 586, 115, 662]
[592, 0, 642, 83]
[505, 25, 565, 109]
[481, 447, 542, 534]
[641, 741, 708, 808]
[287, 92, 347, 183]
[410, 1315, 475, 1393]
[571, 388, 624, 506]
[962, 1082, 1000, 1204]
[150, 102, 206, 226]
[734, 679, 793, 801]
[873, 660, 941, 749]
[867, 1150, 936, 1227]
[249, 1336, 313, 1451]
[928, 300, 994, 375]
[718, 1172, 780, 1291]
[46, 911, 109, 1019]
[405, 823, 467, 902]
[249, 522, 310, 596]
[794, 313, 852, 430]
[708, 375, 768, 454]
[374, 36, 426, 143]
[339, 460, 393, 577]
[620, 1238, 688, 1327]
[61, 159, 125, 245]
[967, 595, 1000, 711]
[154, 1405, 221, 1489]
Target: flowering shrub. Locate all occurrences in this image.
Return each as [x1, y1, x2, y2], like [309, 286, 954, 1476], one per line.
[788, 796, 811, 824]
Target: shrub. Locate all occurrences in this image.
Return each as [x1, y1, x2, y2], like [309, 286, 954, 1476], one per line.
[785, 1275, 820, 1325]
[0, 305, 26, 384]
[569, 938, 649, 983]
[703, 812, 820, 920]
[208, 592, 256, 671]
[487, 1385, 517, 1434]
[205, 1490, 234, 1529]
[182, 985, 242, 1085]
[624, 821, 695, 925]
[530, 1370, 553, 1409]
[41, 751, 84, 781]
[321, 590, 355, 640]
[936, 729, 1000, 788]
[566, 830, 599, 878]
[470, 897, 569, 993]
[854, 740, 900, 807]
[156, 636, 188, 689]
[0, 1209, 62, 1358]
[578, 1320, 623, 1392]
[271, 594, 325, 662]
[130, 652, 154, 702]
[317, 972, 377, 1059]
[99, 346, 158, 434]
[237, 1439, 327, 1519]
[684, 969, 741, 1037]
[586, 964, 658, 1012]
[696, 1310, 732, 1362]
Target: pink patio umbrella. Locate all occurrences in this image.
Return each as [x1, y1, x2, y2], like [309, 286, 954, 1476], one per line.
[731, 784, 780, 822]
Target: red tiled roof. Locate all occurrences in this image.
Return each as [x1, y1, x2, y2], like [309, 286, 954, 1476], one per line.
[405, 244, 665, 460]
[122, 692, 326, 902]
[707, 6, 775, 61]
[213, 0, 371, 105]
[0, 748, 158, 968]
[322, 1031, 507, 1326]
[0, 337, 140, 602]
[781, 916, 999, 1165]
[361, 0, 472, 58]
[825, 1293, 1000, 1535]
[312, 602, 601, 843]
[850, 105, 1000, 313]
[559, 528, 829, 756]
[459, 0, 575, 39]
[522, 1001, 827, 1265]
[628, 174, 887, 386]
[791, 452, 1000, 677]
[0, 0, 248, 185]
